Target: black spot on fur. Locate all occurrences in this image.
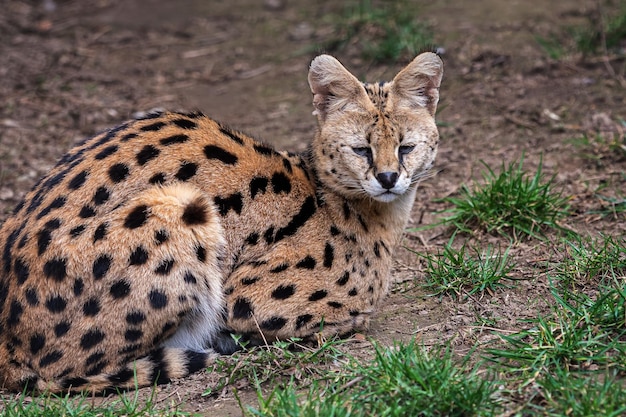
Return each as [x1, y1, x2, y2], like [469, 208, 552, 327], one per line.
[29, 334, 46, 355]
[37, 196, 67, 219]
[204, 145, 238, 165]
[95, 145, 119, 160]
[129, 246, 149, 265]
[43, 258, 67, 281]
[349, 310, 360, 317]
[108, 163, 130, 183]
[308, 290, 327, 301]
[73, 278, 84, 296]
[373, 242, 381, 258]
[295, 314, 313, 330]
[126, 311, 146, 325]
[110, 280, 131, 299]
[271, 172, 291, 194]
[175, 161, 198, 181]
[214, 193, 243, 216]
[14, 258, 29, 284]
[155, 259, 175, 275]
[380, 240, 390, 255]
[155, 229, 168, 244]
[125, 329, 143, 342]
[273, 196, 316, 243]
[357, 215, 369, 232]
[141, 121, 166, 131]
[245, 232, 259, 245]
[44, 218, 61, 230]
[7, 300, 23, 327]
[124, 205, 149, 229]
[39, 350, 63, 367]
[172, 118, 197, 129]
[108, 367, 135, 385]
[296, 256, 316, 269]
[328, 301, 343, 309]
[271, 284, 295, 300]
[149, 173, 166, 185]
[17, 233, 28, 249]
[184, 351, 210, 374]
[323, 243, 334, 268]
[342, 202, 351, 220]
[195, 245, 206, 262]
[219, 127, 245, 145]
[120, 132, 138, 142]
[68, 170, 88, 190]
[147, 348, 170, 384]
[261, 317, 287, 331]
[149, 290, 168, 309]
[93, 223, 108, 242]
[79, 205, 97, 218]
[232, 297, 254, 319]
[160, 134, 189, 146]
[69, 225, 86, 237]
[3, 227, 21, 274]
[45, 295, 67, 313]
[85, 352, 106, 367]
[25, 287, 38, 306]
[282, 158, 293, 173]
[249, 176, 268, 199]
[264, 227, 275, 244]
[80, 329, 105, 350]
[336, 271, 350, 286]
[54, 321, 71, 337]
[270, 263, 289, 273]
[348, 288, 358, 296]
[241, 276, 259, 285]
[330, 225, 341, 236]
[136, 145, 160, 165]
[61, 376, 88, 390]
[253, 143, 277, 156]
[93, 186, 110, 205]
[93, 254, 112, 280]
[182, 199, 208, 225]
[83, 298, 101, 316]
[183, 272, 197, 284]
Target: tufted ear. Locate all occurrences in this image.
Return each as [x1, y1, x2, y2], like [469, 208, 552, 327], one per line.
[308, 55, 367, 121]
[391, 52, 443, 116]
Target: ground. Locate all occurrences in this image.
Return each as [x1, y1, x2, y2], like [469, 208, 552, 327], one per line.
[0, 0, 625, 415]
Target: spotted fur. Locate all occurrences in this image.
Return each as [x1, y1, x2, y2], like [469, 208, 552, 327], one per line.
[0, 53, 443, 393]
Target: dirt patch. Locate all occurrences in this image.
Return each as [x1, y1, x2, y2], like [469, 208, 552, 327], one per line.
[1, 0, 625, 414]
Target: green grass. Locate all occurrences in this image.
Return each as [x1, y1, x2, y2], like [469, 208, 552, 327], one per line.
[323, 0, 434, 63]
[487, 280, 626, 375]
[249, 341, 500, 417]
[415, 235, 514, 299]
[204, 337, 345, 397]
[485, 279, 626, 415]
[535, 368, 626, 417]
[554, 234, 626, 288]
[0, 386, 190, 417]
[439, 157, 571, 241]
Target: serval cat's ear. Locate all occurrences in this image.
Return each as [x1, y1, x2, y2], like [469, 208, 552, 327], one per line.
[391, 52, 443, 116]
[308, 55, 369, 122]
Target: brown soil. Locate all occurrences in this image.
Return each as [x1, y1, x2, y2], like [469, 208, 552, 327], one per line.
[1, 0, 625, 415]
